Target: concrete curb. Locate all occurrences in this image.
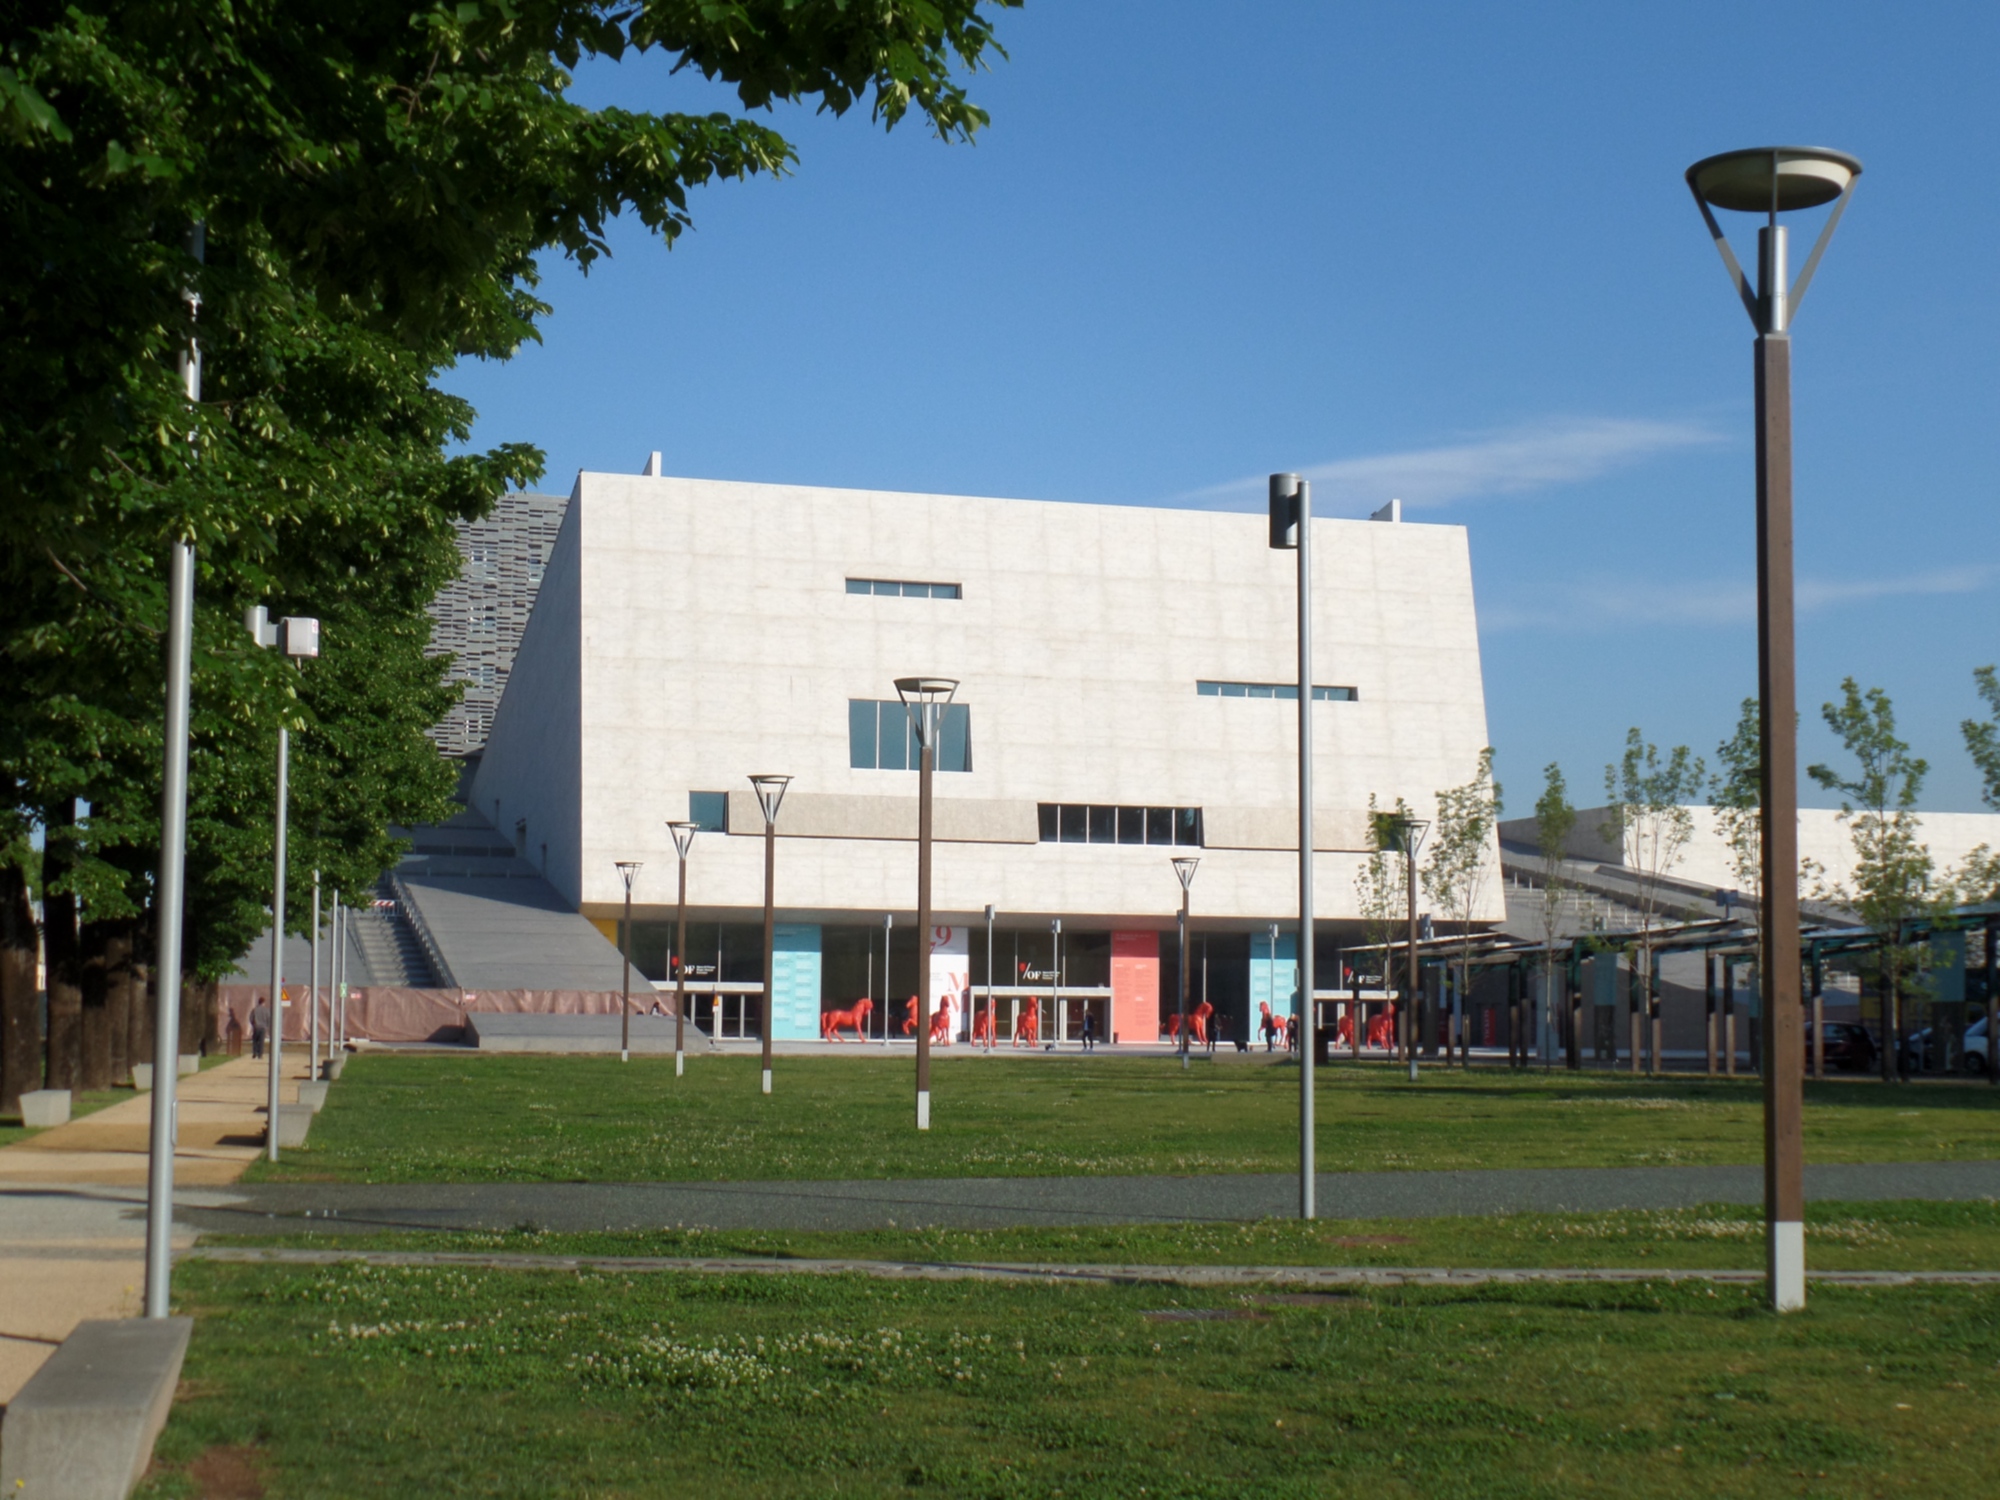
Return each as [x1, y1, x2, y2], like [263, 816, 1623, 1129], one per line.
[183, 1246, 2000, 1288]
[0, 1317, 191, 1500]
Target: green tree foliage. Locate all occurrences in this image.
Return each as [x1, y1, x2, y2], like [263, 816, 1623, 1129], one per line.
[1423, 748, 1501, 1052]
[1602, 729, 1704, 1069]
[1532, 762, 1575, 1031]
[1355, 794, 1410, 979]
[1807, 679, 1949, 1076]
[0, 1, 1016, 996]
[1963, 665, 2000, 812]
[1710, 697, 1763, 929]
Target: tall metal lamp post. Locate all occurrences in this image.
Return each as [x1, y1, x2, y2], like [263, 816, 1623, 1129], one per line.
[1172, 857, 1199, 1071]
[983, 903, 997, 1052]
[1269, 473, 1318, 1219]
[614, 861, 641, 1061]
[895, 677, 958, 1129]
[246, 605, 319, 1161]
[1686, 145, 1860, 1313]
[1390, 814, 1429, 1083]
[666, 821, 697, 1077]
[748, 775, 791, 1096]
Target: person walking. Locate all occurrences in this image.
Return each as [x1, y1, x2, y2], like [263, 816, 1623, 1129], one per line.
[1079, 1007, 1097, 1053]
[249, 996, 270, 1060]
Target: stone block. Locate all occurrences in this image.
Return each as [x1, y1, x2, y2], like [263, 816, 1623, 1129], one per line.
[0, 1316, 192, 1500]
[176, 1055, 199, 1076]
[130, 1065, 153, 1091]
[322, 1056, 345, 1080]
[271, 1107, 313, 1148]
[19, 1090, 70, 1128]
[295, 1081, 328, 1111]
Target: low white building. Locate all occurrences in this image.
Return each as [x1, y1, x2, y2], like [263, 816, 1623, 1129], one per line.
[469, 470, 1501, 1045]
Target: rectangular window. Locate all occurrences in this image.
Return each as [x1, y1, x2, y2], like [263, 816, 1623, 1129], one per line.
[847, 577, 962, 600]
[689, 791, 728, 833]
[848, 700, 970, 772]
[1038, 805, 1203, 848]
[1197, 679, 1357, 702]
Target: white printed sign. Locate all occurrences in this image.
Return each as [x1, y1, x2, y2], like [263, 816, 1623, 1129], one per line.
[929, 925, 969, 1040]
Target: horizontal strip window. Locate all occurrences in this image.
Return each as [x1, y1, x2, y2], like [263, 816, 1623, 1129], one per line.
[849, 699, 971, 772]
[1037, 804, 1201, 847]
[1197, 680, 1356, 702]
[846, 577, 962, 599]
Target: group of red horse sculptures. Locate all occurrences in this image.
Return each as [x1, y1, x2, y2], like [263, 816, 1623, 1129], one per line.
[819, 994, 1402, 1050]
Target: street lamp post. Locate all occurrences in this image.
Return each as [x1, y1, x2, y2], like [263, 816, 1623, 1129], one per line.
[749, 775, 791, 1095]
[1269, 472, 1317, 1219]
[309, 870, 321, 1082]
[881, 913, 893, 1045]
[1391, 815, 1429, 1083]
[614, 861, 641, 1062]
[1173, 857, 1199, 1071]
[895, 678, 958, 1129]
[1686, 145, 1860, 1314]
[666, 822, 697, 1078]
[246, 605, 319, 1162]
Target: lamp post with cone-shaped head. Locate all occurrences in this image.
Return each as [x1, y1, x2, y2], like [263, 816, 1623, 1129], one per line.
[895, 677, 958, 1130]
[748, 776, 791, 1095]
[1685, 144, 1861, 1314]
[614, 862, 641, 1061]
[666, 822, 697, 1078]
[1388, 814, 1429, 1082]
[1172, 858, 1199, 1071]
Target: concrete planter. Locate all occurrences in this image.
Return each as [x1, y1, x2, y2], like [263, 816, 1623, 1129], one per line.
[295, 1081, 329, 1111]
[0, 1317, 192, 1500]
[20, 1089, 71, 1128]
[322, 1056, 345, 1080]
[271, 1107, 313, 1149]
[176, 1054, 200, 1076]
[131, 1064, 153, 1091]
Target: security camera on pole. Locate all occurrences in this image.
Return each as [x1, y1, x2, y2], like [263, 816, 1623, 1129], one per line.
[246, 604, 320, 1162]
[1684, 145, 1861, 1314]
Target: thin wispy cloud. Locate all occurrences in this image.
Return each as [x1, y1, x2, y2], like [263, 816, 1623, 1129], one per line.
[1174, 417, 1721, 513]
[1484, 565, 1998, 632]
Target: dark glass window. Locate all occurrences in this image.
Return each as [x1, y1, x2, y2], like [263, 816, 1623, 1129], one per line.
[689, 791, 728, 833]
[847, 577, 962, 600]
[845, 578, 871, 596]
[849, 699, 969, 772]
[1038, 804, 1205, 848]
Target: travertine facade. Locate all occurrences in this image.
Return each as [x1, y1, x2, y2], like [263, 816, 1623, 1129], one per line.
[471, 472, 1503, 935]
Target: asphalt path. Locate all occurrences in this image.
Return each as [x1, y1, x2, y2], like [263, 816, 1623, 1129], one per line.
[171, 1160, 2000, 1238]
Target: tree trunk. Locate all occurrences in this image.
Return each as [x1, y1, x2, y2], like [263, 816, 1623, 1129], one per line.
[105, 919, 135, 1086]
[1, 861, 41, 1116]
[79, 918, 114, 1091]
[42, 799, 82, 1093]
[182, 975, 216, 1059]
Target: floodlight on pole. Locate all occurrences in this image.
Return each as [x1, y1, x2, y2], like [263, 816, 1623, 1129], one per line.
[666, 822, 697, 1078]
[1172, 857, 1199, 1072]
[895, 676, 959, 1130]
[1685, 144, 1860, 1316]
[614, 861, 641, 1062]
[748, 775, 791, 1095]
[1269, 471, 1317, 1221]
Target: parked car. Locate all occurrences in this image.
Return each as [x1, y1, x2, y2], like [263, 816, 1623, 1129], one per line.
[1807, 1021, 1877, 1072]
[1897, 1019, 1992, 1075]
[1964, 1016, 1990, 1076]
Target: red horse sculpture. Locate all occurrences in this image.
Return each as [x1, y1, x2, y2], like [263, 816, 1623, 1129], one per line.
[902, 996, 920, 1036]
[1014, 999, 1041, 1048]
[971, 1002, 996, 1047]
[1190, 1000, 1214, 1048]
[1165, 1013, 1182, 1042]
[929, 1002, 953, 1046]
[1366, 1004, 1398, 1050]
[821, 997, 873, 1043]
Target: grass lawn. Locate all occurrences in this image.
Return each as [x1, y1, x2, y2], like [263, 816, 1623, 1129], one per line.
[137, 1256, 2000, 1498]
[207, 1198, 2000, 1276]
[246, 1052, 2000, 1184]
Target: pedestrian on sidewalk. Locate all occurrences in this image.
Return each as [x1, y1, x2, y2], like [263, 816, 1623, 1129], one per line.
[1079, 1008, 1097, 1053]
[249, 996, 270, 1060]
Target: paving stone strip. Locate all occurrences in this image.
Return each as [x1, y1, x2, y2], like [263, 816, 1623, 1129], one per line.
[182, 1246, 2000, 1288]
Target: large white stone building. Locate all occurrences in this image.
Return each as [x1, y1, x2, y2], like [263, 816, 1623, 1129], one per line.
[468, 470, 1502, 1046]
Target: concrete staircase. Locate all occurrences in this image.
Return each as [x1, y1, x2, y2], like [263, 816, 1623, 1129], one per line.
[348, 886, 440, 988]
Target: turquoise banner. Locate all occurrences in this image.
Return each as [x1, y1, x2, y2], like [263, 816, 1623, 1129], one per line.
[771, 924, 823, 1040]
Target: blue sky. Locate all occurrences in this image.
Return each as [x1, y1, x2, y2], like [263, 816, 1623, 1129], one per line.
[443, 1, 2000, 814]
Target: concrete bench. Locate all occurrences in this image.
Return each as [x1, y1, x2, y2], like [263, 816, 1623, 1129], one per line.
[0, 1317, 192, 1500]
[271, 1106, 313, 1148]
[19, 1090, 70, 1128]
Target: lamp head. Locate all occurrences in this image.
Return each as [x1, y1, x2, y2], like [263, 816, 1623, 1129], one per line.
[1172, 855, 1200, 890]
[893, 677, 960, 749]
[748, 774, 791, 825]
[1686, 147, 1862, 213]
[613, 859, 642, 894]
[665, 821, 698, 861]
[1386, 814, 1431, 856]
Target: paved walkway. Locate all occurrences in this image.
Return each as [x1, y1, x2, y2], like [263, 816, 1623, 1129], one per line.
[0, 1054, 294, 1404]
[189, 1245, 2000, 1289]
[174, 1159, 2000, 1237]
